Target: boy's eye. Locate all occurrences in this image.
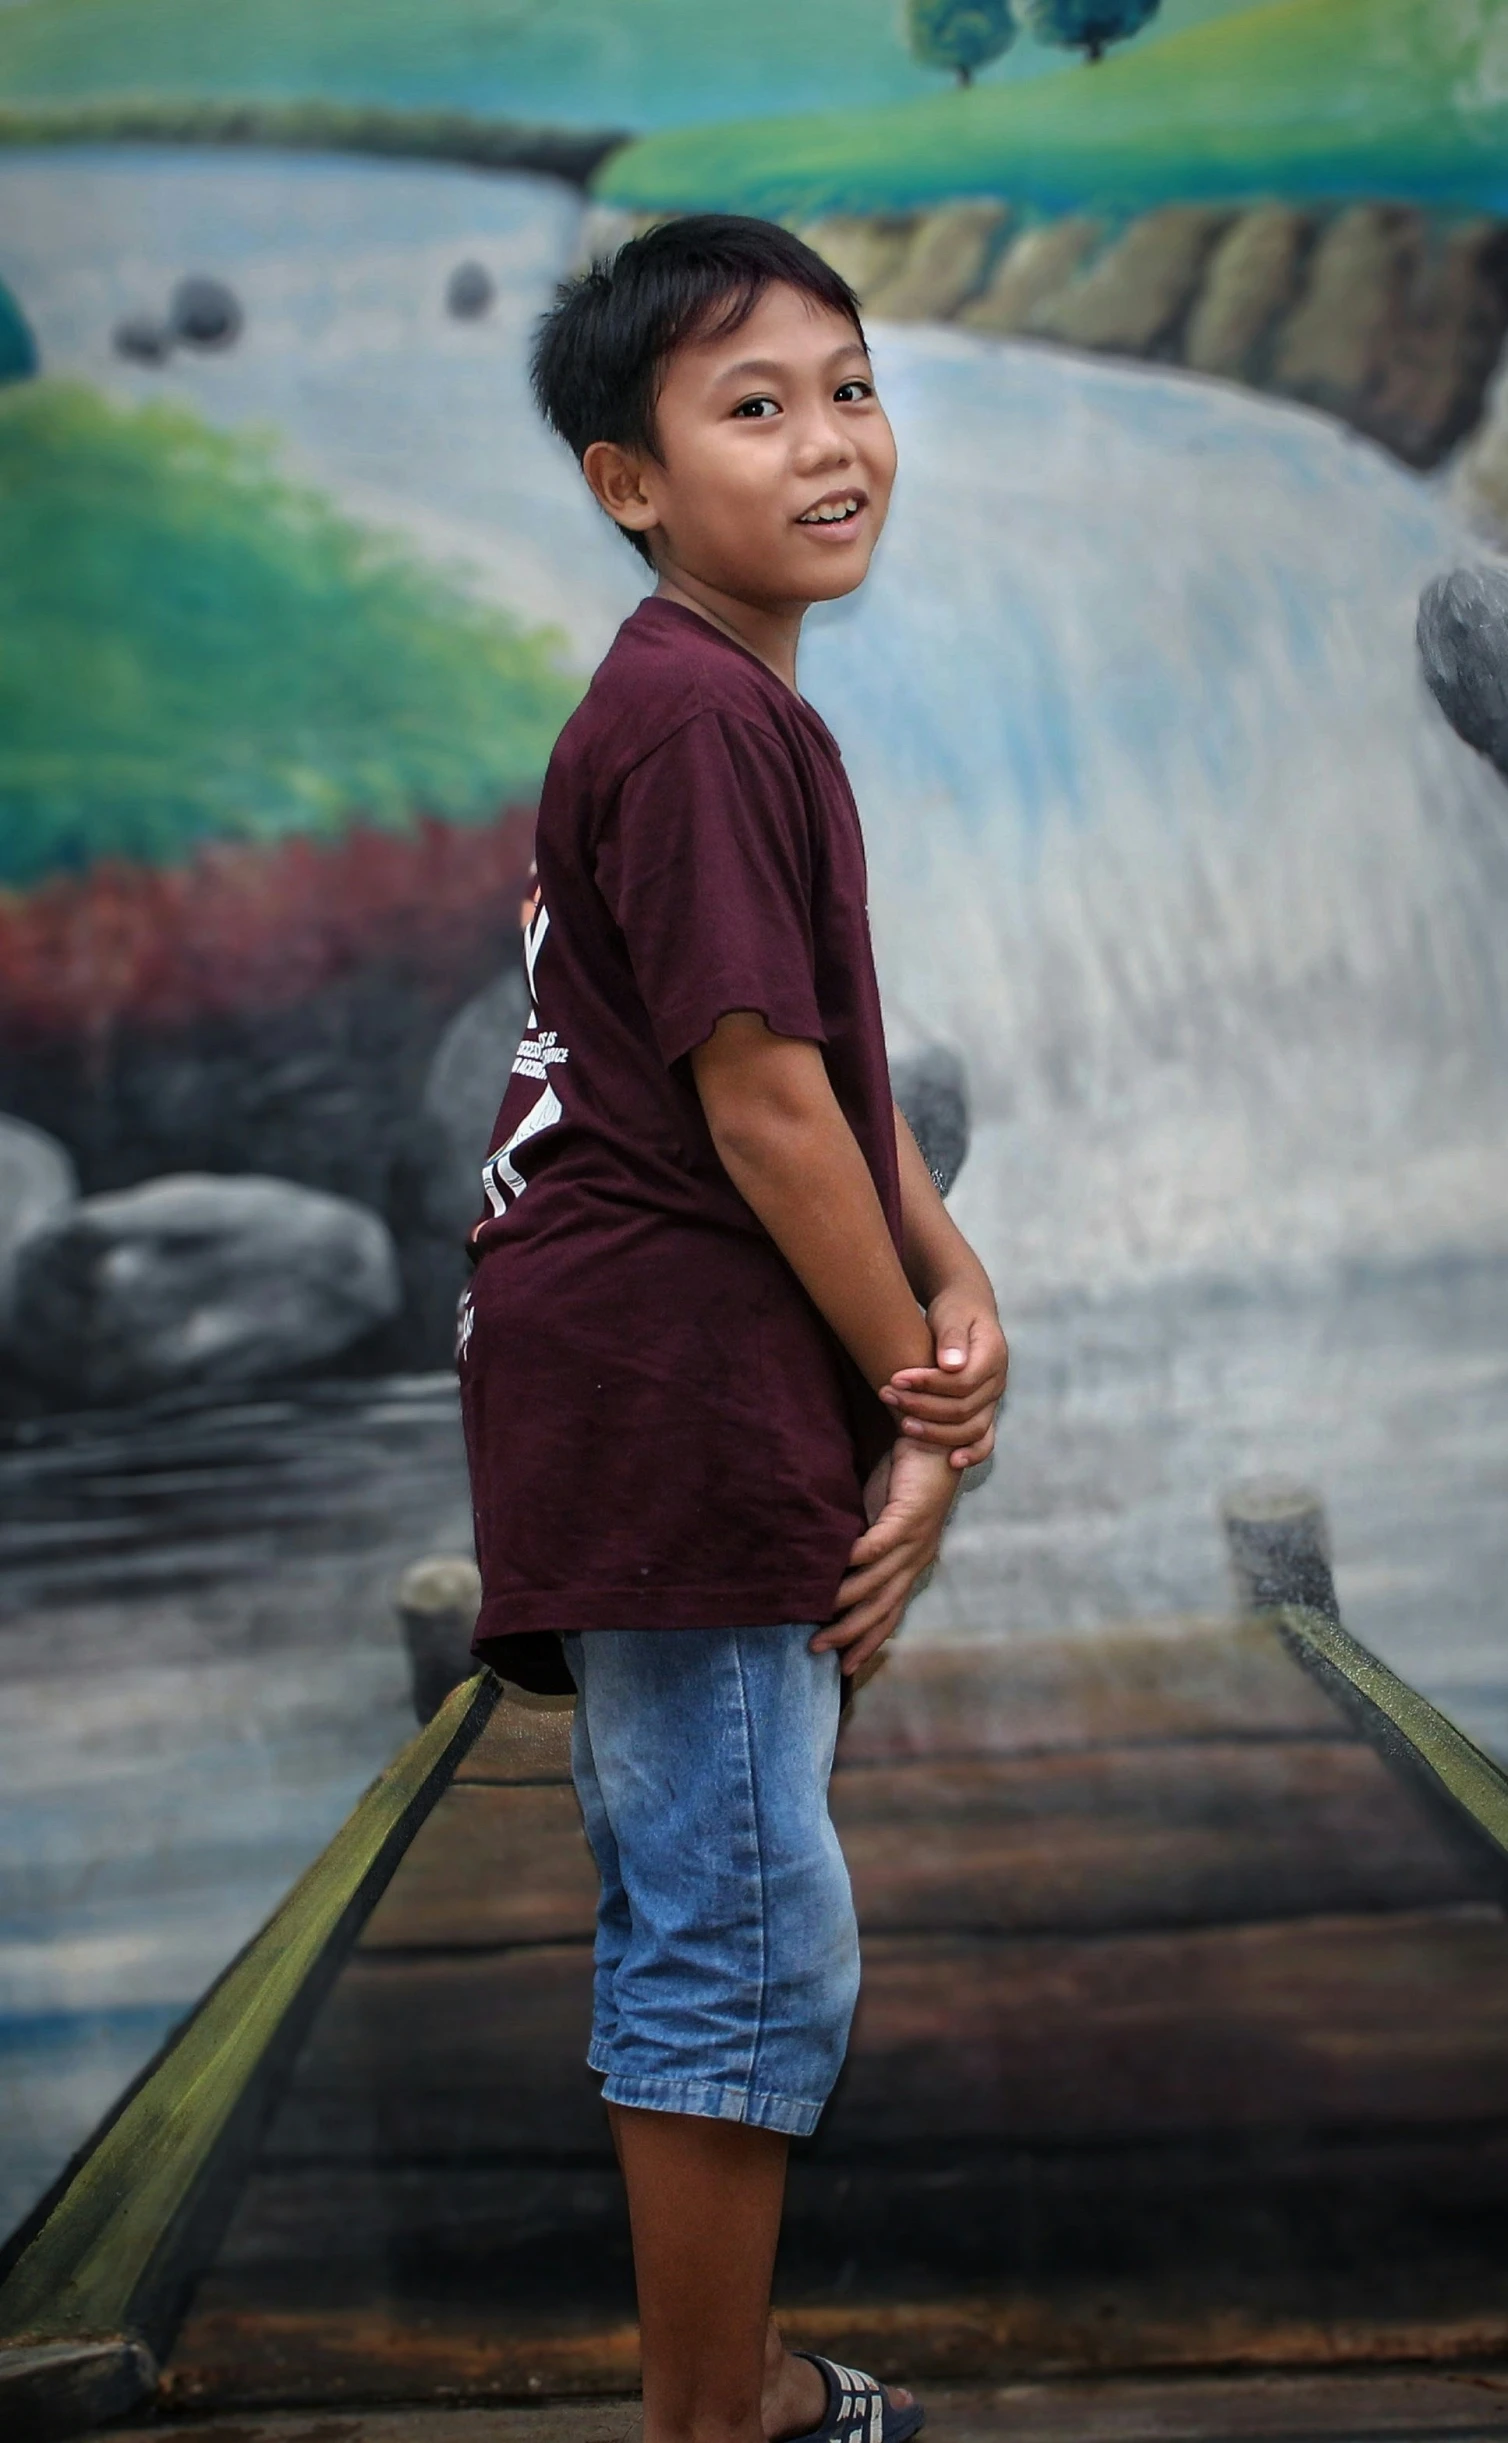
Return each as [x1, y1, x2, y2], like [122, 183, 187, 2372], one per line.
[835, 379, 874, 403]
[732, 395, 780, 419]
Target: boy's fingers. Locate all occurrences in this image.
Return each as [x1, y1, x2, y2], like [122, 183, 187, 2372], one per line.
[949, 1421, 997, 1469]
[885, 1384, 982, 1421]
[839, 1616, 902, 1674]
[886, 1363, 983, 1395]
[821, 1547, 921, 1631]
[830, 1546, 916, 1618]
[884, 1360, 1005, 1408]
[826, 1567, 889, 1622]
[812, 1609, 882, 1655]
[896, 1399, 996, 1438]
[817, 1591, 904, 1661]
[899, 1407, 996, 1451]
[844, 1513, 910, 1569]
[834, 1524, 944, 1608]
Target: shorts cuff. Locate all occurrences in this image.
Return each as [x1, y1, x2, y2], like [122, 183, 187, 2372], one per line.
[594, 2061, 824, 2138]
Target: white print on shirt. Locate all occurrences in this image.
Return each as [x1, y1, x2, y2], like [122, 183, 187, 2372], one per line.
[482, 1079, 563, 1212]
[479, 892, 570, 1216]
[522, 897, 549, 1024]
[511, 1028, 569, 1083]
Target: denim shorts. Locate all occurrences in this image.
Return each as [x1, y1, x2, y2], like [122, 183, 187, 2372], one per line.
[561, 1622, 860, 2139]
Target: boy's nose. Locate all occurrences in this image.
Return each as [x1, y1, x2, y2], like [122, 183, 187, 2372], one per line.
[796, 419, 855, 469]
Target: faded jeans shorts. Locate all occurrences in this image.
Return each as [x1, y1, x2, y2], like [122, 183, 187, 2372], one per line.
[561, 1623, 861, 2139]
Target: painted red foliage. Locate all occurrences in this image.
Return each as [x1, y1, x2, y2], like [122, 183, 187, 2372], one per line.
[0, 811, 537, 1047]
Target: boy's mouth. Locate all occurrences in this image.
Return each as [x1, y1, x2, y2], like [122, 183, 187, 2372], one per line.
[796, 492, 866, 528]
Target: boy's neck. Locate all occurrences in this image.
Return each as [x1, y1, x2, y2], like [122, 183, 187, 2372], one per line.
[653, 571, 805, 697]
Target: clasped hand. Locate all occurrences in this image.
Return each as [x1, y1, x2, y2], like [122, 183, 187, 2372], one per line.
[810, 1292, 1008, 1677]
[881, 1289, 1008, 1469]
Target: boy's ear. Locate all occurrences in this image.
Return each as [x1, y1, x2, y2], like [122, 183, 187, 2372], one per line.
[582, 440, 660, 544]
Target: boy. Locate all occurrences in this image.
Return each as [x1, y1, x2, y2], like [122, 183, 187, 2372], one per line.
[460, 216, 1007, 2443]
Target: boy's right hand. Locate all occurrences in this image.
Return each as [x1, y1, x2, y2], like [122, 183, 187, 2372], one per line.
[810, 1440, 958, 1677]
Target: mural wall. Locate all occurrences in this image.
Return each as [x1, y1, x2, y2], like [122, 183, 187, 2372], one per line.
[4, 0, 1508, 2268]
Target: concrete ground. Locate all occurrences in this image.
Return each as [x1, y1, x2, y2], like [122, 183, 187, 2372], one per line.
[101, 2366, 1508, 2443]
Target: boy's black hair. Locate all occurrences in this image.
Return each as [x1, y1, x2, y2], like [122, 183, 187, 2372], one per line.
[531, 213, 867, 565]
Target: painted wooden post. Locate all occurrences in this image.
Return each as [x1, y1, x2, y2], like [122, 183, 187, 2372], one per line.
[397, 1554, 483, 1723]
[1222, 1477, 1508, 1901]
[1220, 1476, 1338, 1620]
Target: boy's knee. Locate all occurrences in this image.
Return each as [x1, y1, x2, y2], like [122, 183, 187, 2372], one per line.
[797, 1911, 862, 2096]
[828, 1933, 864, 2052]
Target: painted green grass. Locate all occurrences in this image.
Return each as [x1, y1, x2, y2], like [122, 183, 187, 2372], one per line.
[0, 382, 580, 888]
[597, 0, 1508, 220]
[0, 0, 1276, 133]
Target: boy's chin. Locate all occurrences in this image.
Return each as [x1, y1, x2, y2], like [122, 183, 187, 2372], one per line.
[787, 552, 876, 607]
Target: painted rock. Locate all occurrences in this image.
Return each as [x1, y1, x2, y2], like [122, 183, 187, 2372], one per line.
[10, 1173, 400, 1402]
[1417, 563, 1508, 782]
[0, 1114, 76, 1336]
[892, 1044, 970, 1199]
[169, 274, 243, 350]
[446, 260, 496, 319]
[418, 964, 531, 1240]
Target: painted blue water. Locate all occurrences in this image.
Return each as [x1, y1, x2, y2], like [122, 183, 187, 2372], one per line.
[0, 1372, 469, 2240]
[809, 336, 1508, 1309]
[4, 150, 1508, 2236]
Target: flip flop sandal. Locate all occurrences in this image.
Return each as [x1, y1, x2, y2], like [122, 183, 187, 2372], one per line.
[787, 2351, 926, 2443]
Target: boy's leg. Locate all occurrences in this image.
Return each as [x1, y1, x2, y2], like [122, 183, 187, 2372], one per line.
[609, 2102, 828, 2443]
[564, 1625, 895, 2443]
[609, 2104, 872, 2443]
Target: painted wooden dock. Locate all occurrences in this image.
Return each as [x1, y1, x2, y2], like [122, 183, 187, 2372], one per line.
[160, 1612, 1508, 2412]
[76, 2365, 1508, 2443]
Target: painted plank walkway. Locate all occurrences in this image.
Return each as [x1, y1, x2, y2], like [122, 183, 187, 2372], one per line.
[162, 1618, 1508, 2411]
[85, 2364, 1508, 2443]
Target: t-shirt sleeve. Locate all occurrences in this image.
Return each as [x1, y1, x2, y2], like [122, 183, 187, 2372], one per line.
[594, 709, 825, 1066]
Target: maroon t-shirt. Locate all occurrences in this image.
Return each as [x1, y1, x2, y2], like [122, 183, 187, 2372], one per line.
[460, 594, 901, 1668]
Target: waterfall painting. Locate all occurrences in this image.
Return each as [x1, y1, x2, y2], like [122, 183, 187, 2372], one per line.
[6, 0, 1508, 2407]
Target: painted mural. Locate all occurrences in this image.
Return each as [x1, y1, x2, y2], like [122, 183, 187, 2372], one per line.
[5, 0, 1508, 2368]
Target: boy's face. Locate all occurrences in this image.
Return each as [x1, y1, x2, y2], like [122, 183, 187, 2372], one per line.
[588, 283, 897, 606]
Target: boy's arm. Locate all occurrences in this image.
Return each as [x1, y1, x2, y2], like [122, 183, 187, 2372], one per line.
[690, 1013, 935, 1389]
[691, 1012, 957, 1675]
[886, 1105, 1008, 1469]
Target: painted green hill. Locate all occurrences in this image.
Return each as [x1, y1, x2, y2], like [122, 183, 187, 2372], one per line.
[0, 382, 579, 888]
[596, 0, 1508, 220]
[0, 0, 1270, 133]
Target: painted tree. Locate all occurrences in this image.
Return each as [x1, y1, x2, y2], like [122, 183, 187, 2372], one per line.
[1014, 0, 1162, 64]
[907, 0, 1016, 87]
[0, 278, 37, 384]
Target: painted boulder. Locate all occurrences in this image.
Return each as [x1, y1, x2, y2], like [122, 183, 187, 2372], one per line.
[446, 260, 496, 319]
[418, 964, 532, 1240]
[0, 1114, 77, 1334]
[169, 274, 243, 350]
[1417, 564, 1508, 782]
[892, 1045, 970, 1198]
[10, 1173, 401, 1403]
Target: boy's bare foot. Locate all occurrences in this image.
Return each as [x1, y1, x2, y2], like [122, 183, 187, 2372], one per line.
[761, 2319, 915, 2440]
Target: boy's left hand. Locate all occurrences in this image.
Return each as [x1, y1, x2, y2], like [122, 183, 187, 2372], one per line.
[879, 1289, 1008, 1470]
[813, 1439, 958, 1676]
